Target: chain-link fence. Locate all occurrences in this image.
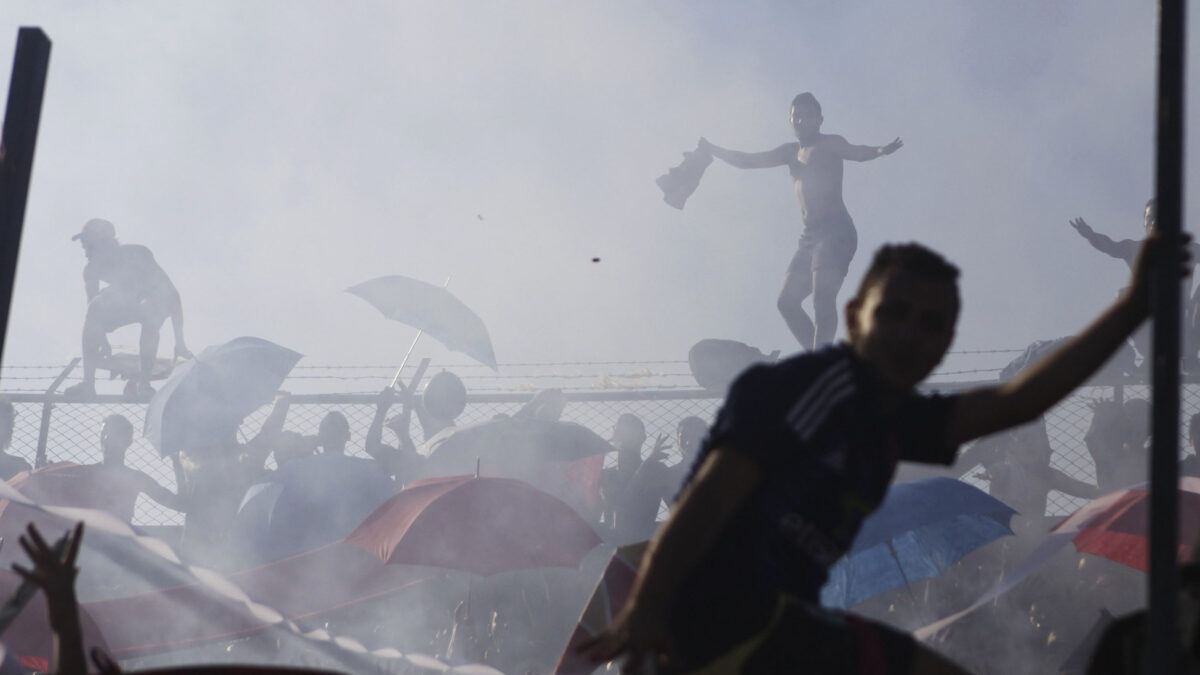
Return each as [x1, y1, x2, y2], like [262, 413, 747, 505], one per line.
[2, 376, 1197, 527]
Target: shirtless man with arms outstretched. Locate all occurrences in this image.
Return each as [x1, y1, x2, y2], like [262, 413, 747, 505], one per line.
[700, 92, 901, 350]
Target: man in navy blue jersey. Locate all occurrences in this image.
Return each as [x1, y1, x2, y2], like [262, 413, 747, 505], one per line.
[581, 234, 1186, 674]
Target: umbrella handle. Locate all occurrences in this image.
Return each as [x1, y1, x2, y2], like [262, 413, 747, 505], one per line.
[388, 276, 452, 388]
[389, 329, 425, 389]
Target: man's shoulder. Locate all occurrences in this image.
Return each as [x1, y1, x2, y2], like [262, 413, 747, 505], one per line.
[117, 243, 156, 261]
[755, 344, 853, 382]
[724, 345, 855, 410]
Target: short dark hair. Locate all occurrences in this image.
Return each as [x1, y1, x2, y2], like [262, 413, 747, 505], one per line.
[791, 92, 821, 115]
[103, 414, 133, 437]
[854, 243, 961, 301]
[319, 410, 350, 437]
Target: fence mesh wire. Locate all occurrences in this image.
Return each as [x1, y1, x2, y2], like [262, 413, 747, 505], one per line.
[2, 375, 1195, 527]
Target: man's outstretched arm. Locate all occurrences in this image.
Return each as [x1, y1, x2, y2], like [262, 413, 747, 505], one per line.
[700, 138, 794, 169]
[829, 135, 903, 162]
[1069, 217, 1140, 263]
[578, 447, 762, 668]
[949, 232, 1188, 445]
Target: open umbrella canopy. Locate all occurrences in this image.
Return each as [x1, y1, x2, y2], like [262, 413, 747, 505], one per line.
[345, 475, 601, 576]
[421, 418, 612, 472]
[418, 418, 611, 517]
[1057, 477, 1200, 572]
[144, 337, 302, 456]
[232, 455, 398, 562]
[347, 275, 497, 370]
[820, 478, 1015, 609]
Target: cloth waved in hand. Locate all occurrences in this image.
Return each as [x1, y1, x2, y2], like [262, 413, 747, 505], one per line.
[656, 144, 713, 210]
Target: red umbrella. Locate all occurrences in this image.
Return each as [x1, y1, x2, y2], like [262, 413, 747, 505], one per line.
[1061, 478, 1200, 572]
[345, 475, 601, 576]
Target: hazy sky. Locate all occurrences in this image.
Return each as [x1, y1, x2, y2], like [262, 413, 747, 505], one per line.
[0, 2, 1189, 385]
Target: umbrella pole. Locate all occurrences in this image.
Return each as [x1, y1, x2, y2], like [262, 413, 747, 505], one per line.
[388, 330, 424, 389]
[466, 574, 473, 623]
[388, 276, 452, 389]
[886, 540, 929, 625]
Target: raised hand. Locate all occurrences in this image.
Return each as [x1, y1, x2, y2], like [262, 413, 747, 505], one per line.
[1069, 217, 1094, 237]
[879, 137, 903, 155]
[13, 522, 83, 598]
[648, 434, 673, 463]
[376, 386, 396, 411]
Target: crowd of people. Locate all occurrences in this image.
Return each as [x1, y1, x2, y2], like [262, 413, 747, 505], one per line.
[0, 89, 1196, 675]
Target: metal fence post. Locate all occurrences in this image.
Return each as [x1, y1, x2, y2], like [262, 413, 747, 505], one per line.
[1149, 0, 1187, 671]
[34, 358, 77, 468]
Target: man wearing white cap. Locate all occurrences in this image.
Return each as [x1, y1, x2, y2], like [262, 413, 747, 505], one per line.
[63, 219, 191, 399]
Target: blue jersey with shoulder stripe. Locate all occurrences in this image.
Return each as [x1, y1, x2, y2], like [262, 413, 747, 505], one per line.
[675, 343, 960, 609]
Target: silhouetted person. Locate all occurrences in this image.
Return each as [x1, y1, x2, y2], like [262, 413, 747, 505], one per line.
[581, 233, 1185, 674]
[315, 411, 350, 455]
[366, 386, 424, 482]
[955, 417, 1099, 535]
[0, 399, 31, 479]
[1084, 397, 1149, 492]
[597, 414, 646, 535]
[670, 416, 708, 492]
[699, 92, 903, 350]
[616, 416, 711, 545]
[1070, 199, 1200, 368]
[62, 219, 191, 399]
[175, 392, 289, 559]
[69, 414, 181, 523]
[412, 370, 467, 444]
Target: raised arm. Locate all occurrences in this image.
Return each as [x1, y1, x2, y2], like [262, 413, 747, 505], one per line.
[949, 232, 1187, 445]
[700, 138, 795, 170]
[132, 470, 183, 512]
[1048, 468, 1101, 500]
[14, 523, 87, 675]
[1069, 218, 1140, 263]
[365, 387, 395, 460]
[243, 392, 291, 469]
[827, 135, 903, 162]
[578, 447, 762, 667]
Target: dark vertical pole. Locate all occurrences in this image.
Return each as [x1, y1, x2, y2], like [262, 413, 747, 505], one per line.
[1150, 0, 1186, 672]
[0, 28, 51, 367]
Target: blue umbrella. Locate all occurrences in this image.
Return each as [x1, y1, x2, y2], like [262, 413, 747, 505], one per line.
[143, 337, 302, 456]
[819, 477, 1015, 609]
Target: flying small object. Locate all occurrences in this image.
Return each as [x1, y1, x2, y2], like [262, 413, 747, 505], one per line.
[592, 257, 600, 263]
[477, 214, 484, 220]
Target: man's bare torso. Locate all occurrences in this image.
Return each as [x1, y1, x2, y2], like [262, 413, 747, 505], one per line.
[788, 136, 852, 226]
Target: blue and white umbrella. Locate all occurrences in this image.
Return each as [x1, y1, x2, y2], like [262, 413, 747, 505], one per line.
[143, 336, 302, 456]
[820, 477, 1016, 609]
